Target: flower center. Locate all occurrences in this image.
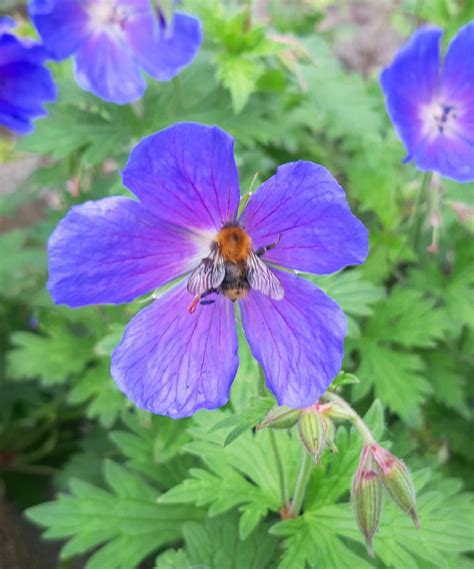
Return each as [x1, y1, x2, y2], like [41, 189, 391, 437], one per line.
[433, 103, 458, 135]
[87, 0, 128, 30]
[421, 100, 458, 137]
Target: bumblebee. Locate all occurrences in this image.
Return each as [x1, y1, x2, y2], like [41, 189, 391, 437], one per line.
[188, 224, 283, 313]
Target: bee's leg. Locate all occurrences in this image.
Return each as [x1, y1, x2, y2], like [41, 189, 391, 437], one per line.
[200, 288, 217, 306]
[255, 234, 282, 258]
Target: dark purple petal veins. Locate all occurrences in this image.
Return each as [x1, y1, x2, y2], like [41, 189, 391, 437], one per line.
[240, 161, 368, 275]
[112, 281, 239, 418]
[241, 270, 347, 408]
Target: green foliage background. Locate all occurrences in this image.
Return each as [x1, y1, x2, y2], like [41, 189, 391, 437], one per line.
[0, 1, 473, 568]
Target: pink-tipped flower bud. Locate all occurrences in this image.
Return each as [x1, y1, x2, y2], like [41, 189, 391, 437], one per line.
[257, 406, 302, 430]
[352, 446, 383, 557]
[298, 407, 336, 463]
[323, 399, 356, 422]
[449, 201, 474, 234]
[371, 444, 419, 529]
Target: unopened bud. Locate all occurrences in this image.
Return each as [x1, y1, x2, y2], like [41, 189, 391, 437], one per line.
[352, 445, 383, 557]
[371, 444, 419, 528]
[323, 399, 355, 422]
[257, 406, 302, 430]
[298, 409, 335, 463]
[449, 201, 474, 234]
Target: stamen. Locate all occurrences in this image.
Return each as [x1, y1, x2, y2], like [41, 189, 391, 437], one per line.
[429, 102, 457, 136]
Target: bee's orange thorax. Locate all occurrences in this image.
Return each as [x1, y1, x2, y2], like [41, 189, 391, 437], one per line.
[217, 225, 252, 263]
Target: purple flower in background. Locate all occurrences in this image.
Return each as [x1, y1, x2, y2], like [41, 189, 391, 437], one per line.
[0, 16, 56, 134]
[380, 22, 474, 182]
[48, 123, 368, 418]
[29, 0, 202, 104]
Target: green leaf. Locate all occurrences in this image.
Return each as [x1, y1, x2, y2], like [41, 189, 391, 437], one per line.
[353, 338, 431, 425]
[216, 54, 264, 113]
[68, 361, 125, 427]
[314, 270, 385, 338]
[110, 411, 193, 489]
[7, 321, 95, 385]
[155, 549, 191, 569]
[159, 410, 301, 538]
[271, 506, 372, 569]
[0, 229, 45, 297]
[94, 324, 125, 357]
[365, 288, 447, 349]
[27, 460, 203, 569]
[188, 513, 277, 568]
[425, 351, 470, 418]
[212, 395, 274, 446]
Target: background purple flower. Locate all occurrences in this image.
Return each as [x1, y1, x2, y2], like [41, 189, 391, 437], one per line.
[0, 16, 56, 134]
[380, 22, 474, 182]
[29, 0, 202, 104]
[48, 123, 368, 418]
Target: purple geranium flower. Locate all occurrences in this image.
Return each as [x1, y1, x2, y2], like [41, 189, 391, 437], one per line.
[47, 123, 368, 418]
[29, 0, 202, 104]
[380, 22, 474, 182]
[0, 16, 56, 134]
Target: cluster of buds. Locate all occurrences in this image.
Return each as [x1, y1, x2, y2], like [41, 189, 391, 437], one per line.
[258, 391, 419, 556]
[257, 402, 337, 463]
[352, 443, 418, 555]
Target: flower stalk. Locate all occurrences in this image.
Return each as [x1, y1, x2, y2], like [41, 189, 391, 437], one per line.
[288, 450, 313, 517]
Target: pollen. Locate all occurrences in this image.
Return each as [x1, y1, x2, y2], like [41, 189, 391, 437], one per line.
[217, 225, 252, 263]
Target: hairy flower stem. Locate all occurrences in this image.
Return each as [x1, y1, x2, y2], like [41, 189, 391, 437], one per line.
[288, 451, 312, 517]
[410, 171, 433, 249]
[269, 429, 290, 507]
[322, 392, 376, 445]
[257, 367, 289, 508]
[173, 76, 185, 111]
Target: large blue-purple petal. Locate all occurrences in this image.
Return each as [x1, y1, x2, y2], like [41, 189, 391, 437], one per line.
[74, 31, 146, 104]
[0, 102, 34, 134]
[380, 27, 442, 158]
[111, 282, 239, 418]
[442, 22, 474, 104]
[0, 35, 56, 134]
[0, 32, 47, 66]
[0, 62, 56, 114]
[122, 123, 241, 232]
[135, 12, 202, 81]
[415, 133, 474, 182]
[240, 270, 346, 408]
[48, 197, 205, 307]
[239, 161, 368, 275]
[29, 0, 90, 60]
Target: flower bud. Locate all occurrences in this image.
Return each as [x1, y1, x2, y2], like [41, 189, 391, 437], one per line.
[257, 406, 302, 430]
[352, 446, 383, 557]
[322, 399, 355, 422]
[371, 444, 419, 528]
[298, 409, 335, 463]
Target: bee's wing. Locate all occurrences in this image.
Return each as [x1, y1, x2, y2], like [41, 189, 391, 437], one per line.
[247, 251, 284, 300]
[187, 249, 225, 296]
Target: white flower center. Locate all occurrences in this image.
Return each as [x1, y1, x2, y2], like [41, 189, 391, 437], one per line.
[87, 0, 129, 32]
[420, 99, 459, 138]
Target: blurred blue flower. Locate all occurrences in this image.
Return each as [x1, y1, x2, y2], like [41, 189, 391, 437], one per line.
[29, 0, 202, 104]
[0, 16, 56, 134]
[381, 22, 474, 182]
[47, 122, 368, 418]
